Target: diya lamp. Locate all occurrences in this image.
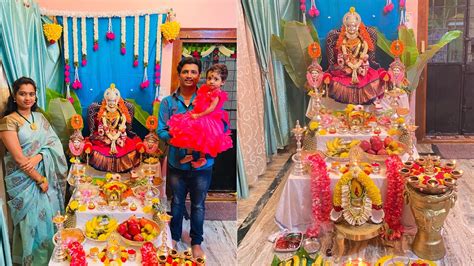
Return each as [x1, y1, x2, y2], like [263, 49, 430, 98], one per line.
[399, 168, 410, 177]
[291, 120, 307, 176]
[416, 157, 426, 166]
[120, 201, 129, 211]
[97, 200, 107, 211]
[89, 247, 99, 261]
[158, 213, 173, 254]
[169, 248, 179, 259]
[371, 162, 380, 174]
[451, 169, 463, 179]
[129, 202, 138, 211]
[87, 202, 96, 210]
[343, 257, 369, 266]
[196, 256, 206, 266]
[408, 176, 420, 186]
[157, 253, 168, 264]
[403, 161, 414, 169]
[183, 249, 192, 260]
[373, 126, 382, 135]
[444, 177, 456, 188]
[52, 211, 68, 262]
[351, 126, 360, 134]
[127, 249, 136, 262]
[444, 160, 456, 170]
[329, 126, 337, 134]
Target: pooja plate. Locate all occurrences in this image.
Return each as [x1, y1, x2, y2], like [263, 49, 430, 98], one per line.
[375, 255, 437, 266]
[53, 228, 85, 247]
[274, 232, 303, 252]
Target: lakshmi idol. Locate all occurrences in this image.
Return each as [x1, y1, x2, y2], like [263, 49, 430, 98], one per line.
[88, 84, 141, 172]
[327, 7, 384, 105]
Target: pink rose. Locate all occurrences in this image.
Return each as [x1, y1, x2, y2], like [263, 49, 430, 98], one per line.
[121, 47, 126, 55]
[93, 43, 99, 51]
[133, 60, 139, 67]
[81, 59, 87, 66]
[106, 32, 115, 40]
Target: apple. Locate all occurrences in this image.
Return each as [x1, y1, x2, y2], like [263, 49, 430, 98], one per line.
[133, 234, 144, 242]
[371, 141, 384, 152]
[384, 136, 393, 147]
[367, 149, 376, 155]
[117, 223, 128, 235]
[377, 149, 388, 155]
[360, 140, 371, 152]
[370, 136, 381, 144]
[123, 233, 132, 240]
[129, 224, 141, 236]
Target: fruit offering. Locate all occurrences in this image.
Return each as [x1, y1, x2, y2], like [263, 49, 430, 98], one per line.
[117, 216, 159, 243]
[274, 232, 303, 252]
[68, 241, 87, 266]
[359, 136, 403, 156]
[85, 215, 117, 241]
[325, 138, 360, 158]
[140, 242, 159, 266]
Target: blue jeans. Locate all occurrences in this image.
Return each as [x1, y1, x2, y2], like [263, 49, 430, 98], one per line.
[168, 165, 212, 245]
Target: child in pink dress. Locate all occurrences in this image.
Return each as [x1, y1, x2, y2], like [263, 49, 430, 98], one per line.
[167, 63, 233, 168]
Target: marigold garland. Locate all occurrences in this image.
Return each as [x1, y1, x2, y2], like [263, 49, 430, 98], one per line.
[390, 40, 404, 57]
[333, 167, 382, 207]
[306, 153, 332, 237]
[43, 23, 62, 44]
[381, 155, 404, 240]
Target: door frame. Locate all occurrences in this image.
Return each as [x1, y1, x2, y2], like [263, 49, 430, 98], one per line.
[415, 0, 474, 143]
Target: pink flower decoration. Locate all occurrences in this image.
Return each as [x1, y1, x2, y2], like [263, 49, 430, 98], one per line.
[72, 80, 82, 90]
[154, 72, 160, 78]
[65, 77, 70, 84]
[68, 97, 74, 104]
[81, 59, 87, 66]
[299, 0, 305, 3]
[133, 60, 139, 67]
[308, 7, 320, 17]
[300, 4, 306, 11]
[154, 64, 161, 70]
[64, 70, 70, 77]
[140, 80, 150, 89]
[106, 32, 115, 40]
[65, 65, 70, 70]
[121, 47, 126, 55]
[93, 43, 99, 51]
[399, 0, 406, 8]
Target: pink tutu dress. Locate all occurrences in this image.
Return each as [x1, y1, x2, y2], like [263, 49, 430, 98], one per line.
[168, 85, 233, 157]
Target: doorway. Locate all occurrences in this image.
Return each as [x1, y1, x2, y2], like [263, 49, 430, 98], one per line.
[425, 0, 474, 137]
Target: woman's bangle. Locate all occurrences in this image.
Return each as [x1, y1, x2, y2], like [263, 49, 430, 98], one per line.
[36, 176, 47, 185]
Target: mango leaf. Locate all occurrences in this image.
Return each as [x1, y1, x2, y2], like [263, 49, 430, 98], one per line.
[70, 90, 82, 115]
[376, 29, 393, 59]
[406, 30, 462, 91]
[126, 98, 151, 128]
[47, 98, 76, 150]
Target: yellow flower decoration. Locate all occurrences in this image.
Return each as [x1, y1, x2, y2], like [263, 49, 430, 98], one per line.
[105, 173, 113, 180]
[318, 129, 327, 135]
[309, 121, 319, 131]
[333, 168, 382, 207]
[388, 128, 400, 136]
[43, 23, 63, 44]
[161, 21, 181, 43]
[396, 117, 405, 124]
[143, 205, 153, 213]
[78, 205, 87, 212]
[69, 200, 79, 211]
[152, 198, 160, 204]
[344, 104, 355, 114]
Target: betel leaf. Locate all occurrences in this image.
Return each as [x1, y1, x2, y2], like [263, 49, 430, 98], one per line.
[125, 98, 151, 128]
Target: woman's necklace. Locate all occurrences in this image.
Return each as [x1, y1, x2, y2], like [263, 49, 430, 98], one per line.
[16, 111, 37, 130]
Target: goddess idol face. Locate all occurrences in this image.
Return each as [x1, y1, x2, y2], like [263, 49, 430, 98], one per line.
[345, 17, 360, 36]
[104, 85, 121, 110]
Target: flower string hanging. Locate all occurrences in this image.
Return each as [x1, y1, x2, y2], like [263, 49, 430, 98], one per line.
[140, 15, 150, 89]
[154, 14, 164, 101]
[81, 17, 87, 66]
[160, 9, 180, 44]
[308, 0, 320, 17]
[384, 0, 395, 14]
[106, 17, 115, 40]
[71, 17, 82, 90]
[133, 15, 139, 67]
[62, 16, 72, 102]
[299, 0, 307, 24]
[381, 155, 404, 240]
[93, 17, 99, 51]
[399, 0, 407, 27]
[120, 16, 126, 55]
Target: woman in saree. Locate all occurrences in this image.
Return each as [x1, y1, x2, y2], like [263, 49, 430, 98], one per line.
[0, 77, 67, 265]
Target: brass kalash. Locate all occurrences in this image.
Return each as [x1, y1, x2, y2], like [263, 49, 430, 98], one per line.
[401, 155, 461, 260]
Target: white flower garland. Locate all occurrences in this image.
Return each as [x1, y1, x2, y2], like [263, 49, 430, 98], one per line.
[93, 17, 98, 43]
[63, 16, 69, 62]
[72, 17, 79, 65]
[81, 17, 87, 61]
[143, 15, 150, 66]
[40, 8, 168, 17]
[121, 16, 126, 48]
[134, 15, 139, 62]
[155, 14, 163, 64]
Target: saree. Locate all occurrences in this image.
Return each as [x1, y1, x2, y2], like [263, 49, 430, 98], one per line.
[0, 112, 67, 265]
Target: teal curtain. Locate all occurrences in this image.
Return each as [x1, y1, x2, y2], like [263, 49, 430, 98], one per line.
[0, 200, 12, 266]
[241, 0, 306, 156]
[0, 0, 62, 108]
[237, 138, 249, 198]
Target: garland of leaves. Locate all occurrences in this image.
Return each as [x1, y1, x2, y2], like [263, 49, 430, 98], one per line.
[306, 153, 331, 237]
[381, 155, 404, 240]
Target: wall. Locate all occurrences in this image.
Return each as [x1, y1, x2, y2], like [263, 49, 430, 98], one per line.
[36, 0, 238, 96]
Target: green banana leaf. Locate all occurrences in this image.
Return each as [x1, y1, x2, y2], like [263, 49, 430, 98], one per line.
[398, 28, 419, 68]
[271, 255, 281, 266]
[271, 20, 316, 90]
[46, 88, 62, 109]
[407, 30, 462, 91]
[47, 98, 77, 150]
[152, 100, 160, 118]
[126, 98, 151, 128]
[69, 90, 82, 116]
[376, 29, 393, 59]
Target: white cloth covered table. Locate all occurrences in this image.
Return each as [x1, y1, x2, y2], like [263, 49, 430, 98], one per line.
[275, 164, 417, 233]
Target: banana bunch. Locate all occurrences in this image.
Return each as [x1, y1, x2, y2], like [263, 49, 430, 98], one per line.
[85, 215, 117, 241]
[277, 254, 324, 266]
[326, 138, 360, 158]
